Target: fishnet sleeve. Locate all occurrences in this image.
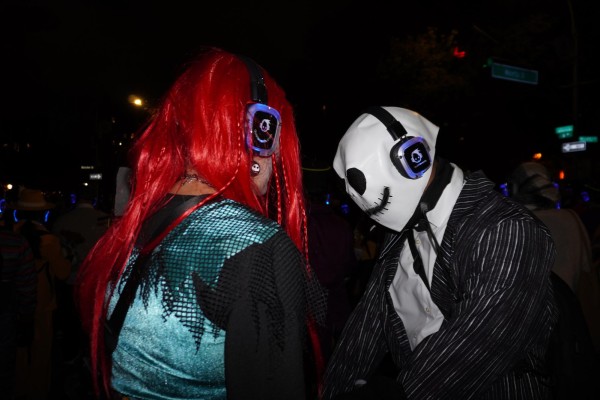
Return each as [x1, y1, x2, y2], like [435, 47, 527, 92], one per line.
[193, 230, 325, 400]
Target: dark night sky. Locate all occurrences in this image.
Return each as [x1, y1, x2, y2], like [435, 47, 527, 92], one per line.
[1, 0, 599, 194]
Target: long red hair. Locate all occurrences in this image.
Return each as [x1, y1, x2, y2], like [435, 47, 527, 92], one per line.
[76, 47, 310, 396]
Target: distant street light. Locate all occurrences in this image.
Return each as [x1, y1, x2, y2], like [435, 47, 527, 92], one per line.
[128, 94, 144, 107]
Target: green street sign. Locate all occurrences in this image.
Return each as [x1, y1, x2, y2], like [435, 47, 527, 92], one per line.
[554, 125, 574, 139]
[491, 62, 538, 85]
[578, 136, 598, 143]
[555, 125, 574, 134]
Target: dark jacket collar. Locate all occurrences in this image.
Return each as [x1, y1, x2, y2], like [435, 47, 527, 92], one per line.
[377, 170, 495, 259]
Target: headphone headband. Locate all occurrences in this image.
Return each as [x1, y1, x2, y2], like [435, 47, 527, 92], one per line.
[363, 106, 408, 140]
[237, 55, 268, 104]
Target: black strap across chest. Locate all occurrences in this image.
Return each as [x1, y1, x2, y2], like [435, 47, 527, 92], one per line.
[406, 231, 430, 292]
[104, 195, 204, 355]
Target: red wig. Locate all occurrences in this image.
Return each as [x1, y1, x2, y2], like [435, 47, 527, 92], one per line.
[76, 47, 309, 395]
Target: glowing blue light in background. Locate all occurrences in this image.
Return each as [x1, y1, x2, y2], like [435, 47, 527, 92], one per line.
[581, 191, 590, 203]
[553, 181, 561, 209]
[341, 203, 350, 215]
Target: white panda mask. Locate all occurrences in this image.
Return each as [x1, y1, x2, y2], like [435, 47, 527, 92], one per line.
[333, 106, 439, 232]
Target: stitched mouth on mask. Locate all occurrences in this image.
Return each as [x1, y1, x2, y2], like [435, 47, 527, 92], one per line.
[364, 187, 390, 216]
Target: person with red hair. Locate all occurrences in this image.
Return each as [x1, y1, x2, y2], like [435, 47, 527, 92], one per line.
[76, 47, 325, 400]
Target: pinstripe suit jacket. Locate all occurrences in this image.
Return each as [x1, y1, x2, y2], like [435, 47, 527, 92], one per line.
[323, 171, 558, 399]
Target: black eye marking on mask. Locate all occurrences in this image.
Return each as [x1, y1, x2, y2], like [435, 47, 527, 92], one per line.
[346, 168, 366, 195]
[365, 187, 390, 216]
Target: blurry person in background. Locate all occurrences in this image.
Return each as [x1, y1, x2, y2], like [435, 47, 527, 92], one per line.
[509, 161, 600, 398]
[53, 186, 110, 279]
[305, 186, 358, 362]
[51, 186, 111, 365]
[9, 188, 71, 400]
[0, 215, 36, 400]
[347, 214, 383, 307]
[76, 47, 325, 400]
[509, 161, 600, 351]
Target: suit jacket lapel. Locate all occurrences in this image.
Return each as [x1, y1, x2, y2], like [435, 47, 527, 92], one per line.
[429, 170, 494, 318]
[377, 231, 415, 358]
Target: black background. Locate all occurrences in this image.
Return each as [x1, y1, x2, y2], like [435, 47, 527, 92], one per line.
[1, 0, 598, 203]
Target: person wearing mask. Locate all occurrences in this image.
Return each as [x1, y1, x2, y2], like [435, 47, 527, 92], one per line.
[323, 106, 557, 399]
[76, 47, 325, 400]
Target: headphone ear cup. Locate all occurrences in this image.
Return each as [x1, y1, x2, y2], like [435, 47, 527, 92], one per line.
[389, 136, 432, 179]
[238, 54, 281, 157]
[363, 106, 432, 180]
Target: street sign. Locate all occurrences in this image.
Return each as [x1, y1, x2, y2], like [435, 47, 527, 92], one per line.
[562, 141, 587, 153]
[554, 125, 574, 139]
[491, 62, 539, 85]
[578, 136, 598, 143]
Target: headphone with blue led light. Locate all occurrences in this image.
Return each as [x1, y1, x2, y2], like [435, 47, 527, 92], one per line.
[238, 55, 282, 157]
[12, 209, 51, 224]
[364, 106, 432, 180]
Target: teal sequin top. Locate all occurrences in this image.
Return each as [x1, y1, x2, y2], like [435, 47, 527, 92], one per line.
[106, 197, 321, 400]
